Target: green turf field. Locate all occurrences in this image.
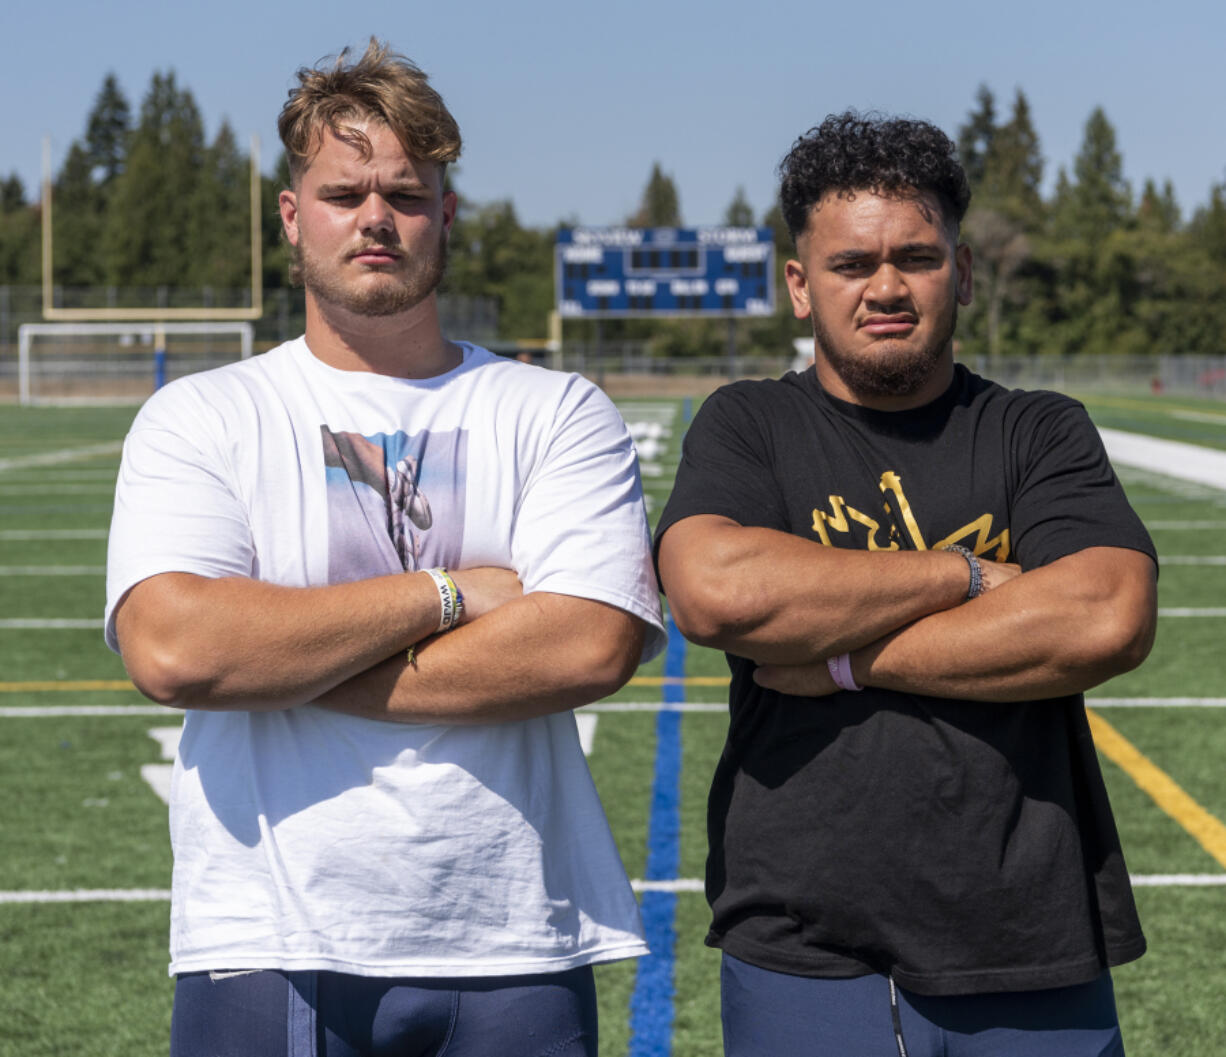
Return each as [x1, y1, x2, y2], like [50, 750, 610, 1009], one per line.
[1, 389, 1224, 1055]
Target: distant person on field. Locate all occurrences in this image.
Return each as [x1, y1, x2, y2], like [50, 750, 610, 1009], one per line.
[655, 112, 1157, 1057]
[105, 39, 664, 1057]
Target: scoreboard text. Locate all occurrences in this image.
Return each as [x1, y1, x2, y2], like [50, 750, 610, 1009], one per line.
[555, 227, 775, 318]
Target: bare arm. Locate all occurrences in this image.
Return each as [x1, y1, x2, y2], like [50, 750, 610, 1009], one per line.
[754, 546, 1157, 702]
[113, 566, 522, 710]
[313, 592, 647, 724]
[656, 514, 1008, 663]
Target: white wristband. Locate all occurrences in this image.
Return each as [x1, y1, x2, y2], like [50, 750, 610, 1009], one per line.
[423, 568, 463, 632]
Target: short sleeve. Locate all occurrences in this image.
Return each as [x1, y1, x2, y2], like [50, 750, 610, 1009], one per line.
[104, 387, 256, 652]
[509, 378, 667, 663]
[654, 383, 790, 552]
[1008, 395, 1156, 570]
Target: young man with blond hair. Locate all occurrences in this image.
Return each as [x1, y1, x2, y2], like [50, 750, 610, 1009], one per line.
[107, 41, 664, 1056]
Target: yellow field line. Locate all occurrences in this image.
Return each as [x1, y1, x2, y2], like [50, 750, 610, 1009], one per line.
[0, 680, 135, 692]
[1088, 709, 1226, 870]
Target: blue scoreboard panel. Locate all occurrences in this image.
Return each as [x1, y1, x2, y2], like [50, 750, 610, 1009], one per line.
[555, 227, 775, 318]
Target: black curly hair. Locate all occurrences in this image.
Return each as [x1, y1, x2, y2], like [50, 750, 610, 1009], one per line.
[778, 111, 970, 245]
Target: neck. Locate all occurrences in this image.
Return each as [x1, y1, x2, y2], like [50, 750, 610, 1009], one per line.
[302, 291, 461, 379]
[815, 355, 955, 413]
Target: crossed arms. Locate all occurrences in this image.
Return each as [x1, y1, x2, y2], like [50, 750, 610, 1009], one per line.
[115, 568, 646, 723]
[656, 514, 1156, 702]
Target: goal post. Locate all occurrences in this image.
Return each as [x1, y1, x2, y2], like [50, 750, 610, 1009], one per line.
[17, 321, 254, 405]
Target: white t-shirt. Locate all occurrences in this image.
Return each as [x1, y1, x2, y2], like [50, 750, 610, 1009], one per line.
[105, 339, 666, 977]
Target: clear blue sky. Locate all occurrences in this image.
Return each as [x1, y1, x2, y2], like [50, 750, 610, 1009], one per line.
[5, 0, 1224, 229]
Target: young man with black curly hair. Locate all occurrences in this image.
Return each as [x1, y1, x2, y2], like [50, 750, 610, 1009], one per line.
[655, 112, 1157, 1056]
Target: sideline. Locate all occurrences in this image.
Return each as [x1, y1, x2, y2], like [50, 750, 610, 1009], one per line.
[1100, 428, 1226, 491]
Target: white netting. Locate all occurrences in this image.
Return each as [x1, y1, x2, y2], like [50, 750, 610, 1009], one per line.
[17, 322, 254, 405]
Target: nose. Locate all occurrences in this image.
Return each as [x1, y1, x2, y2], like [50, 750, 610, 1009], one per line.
[866, 262, 909, 308]
[358, 193, 395, 235]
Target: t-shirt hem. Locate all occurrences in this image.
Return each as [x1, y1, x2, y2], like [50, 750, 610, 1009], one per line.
[712, 930, 1146, 996]
[168, 940, 650, 979]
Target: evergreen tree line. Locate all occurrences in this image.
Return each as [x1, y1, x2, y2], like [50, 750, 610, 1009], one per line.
[1, 74, 1224, 356]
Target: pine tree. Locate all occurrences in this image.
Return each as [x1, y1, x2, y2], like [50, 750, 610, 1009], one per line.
[723, 186, 755, 227]
[1066, 106, 1131, 246]
[188, 120, 253, 291]
[52, 142, 107, 286]
[0, 173, 39, 283]
[85, 74, 131, 186]
[629, 163, 682, 228]
[102, 70, 206, 287]
[981, 90, 1044, 229]
[1, 173, 25, 212]
[957, 84, 997, 191]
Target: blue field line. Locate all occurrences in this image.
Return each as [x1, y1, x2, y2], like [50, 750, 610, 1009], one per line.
[628, 614, 685, 1057]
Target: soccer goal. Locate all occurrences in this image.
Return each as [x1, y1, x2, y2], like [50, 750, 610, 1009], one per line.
[17, 321, 254, 406]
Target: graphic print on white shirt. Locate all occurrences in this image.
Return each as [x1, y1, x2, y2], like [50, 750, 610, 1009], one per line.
[321, 425, 467, 578]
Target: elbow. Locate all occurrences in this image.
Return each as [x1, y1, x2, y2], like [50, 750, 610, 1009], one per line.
[1104, 608, 1157, 677]
[665, 575, 767, 652]
[123, 641, 213, 708]
[1075, 602, 1157, 684]
[562, 615, 646, 702]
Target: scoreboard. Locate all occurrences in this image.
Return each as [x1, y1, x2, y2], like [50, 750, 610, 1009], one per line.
[555, 226, 775, 319]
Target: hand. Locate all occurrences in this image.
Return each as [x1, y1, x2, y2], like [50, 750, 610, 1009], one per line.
[752, 659, 839, 697]
[450, 567, 524, 623]
[980, 559, 1022, 593]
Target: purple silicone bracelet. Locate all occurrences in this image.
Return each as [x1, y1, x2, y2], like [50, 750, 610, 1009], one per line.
[826, 652, 862, 692]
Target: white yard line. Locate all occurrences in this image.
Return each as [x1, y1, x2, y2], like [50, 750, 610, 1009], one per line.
[0, 529, 108, 540]
[1146, 521, 1226, 530]
[0, 485, 115, 496]
[1157, 556, 1226, 565]
[1157, 608, 1226, 617]
[3, 874, 1222, 903]
[0, 619, 104, 629]
[0, 566, 104, 576]
[1091, 698, 1226, 707]
[0, 442, 123, 472]
[0, 706, 175, 718]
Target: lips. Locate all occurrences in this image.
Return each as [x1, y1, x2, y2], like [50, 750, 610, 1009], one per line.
[859, 314, 916, 335]
[349, 246, 401, 265]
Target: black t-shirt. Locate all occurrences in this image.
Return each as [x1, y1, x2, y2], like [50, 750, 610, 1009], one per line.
[654, 365, 1156, 996]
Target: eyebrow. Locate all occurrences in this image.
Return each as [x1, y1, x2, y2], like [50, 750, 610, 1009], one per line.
[316, 179, 432, 196]
[825, 242, 944, 266]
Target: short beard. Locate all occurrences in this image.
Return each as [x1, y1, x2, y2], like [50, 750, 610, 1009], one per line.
[296, 232, 448, 318]
[812, 301, 958, 400]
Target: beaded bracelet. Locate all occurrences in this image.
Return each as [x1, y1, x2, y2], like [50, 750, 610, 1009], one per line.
[944, 545, 984, 601]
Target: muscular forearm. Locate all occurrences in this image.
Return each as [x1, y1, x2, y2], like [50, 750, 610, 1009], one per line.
[854, 548, 1156, 700]
[755, 547, 1157, 702]
[659, 515, 979, 663]
[314, 592, 647, 724]
[114, 567, 520, 710]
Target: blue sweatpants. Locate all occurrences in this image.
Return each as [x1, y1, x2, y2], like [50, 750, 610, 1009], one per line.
[170, 965, 598, 1057]
[721, 953, 1125, 1057]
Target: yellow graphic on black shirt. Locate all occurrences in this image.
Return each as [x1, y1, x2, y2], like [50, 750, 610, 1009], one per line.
[811, 470, 1010, 559]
